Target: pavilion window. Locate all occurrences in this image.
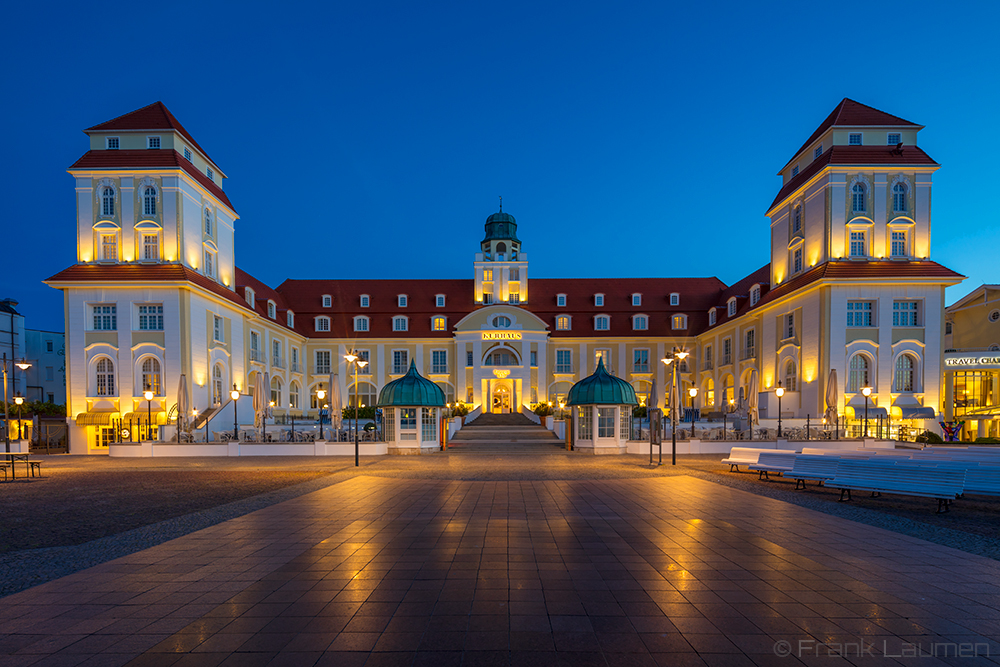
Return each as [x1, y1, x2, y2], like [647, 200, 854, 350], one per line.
[578, 407, 593, 440]
[598, 408, 615, 438]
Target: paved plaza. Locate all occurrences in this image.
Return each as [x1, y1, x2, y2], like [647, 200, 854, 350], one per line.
[2, 459, 1000, 666]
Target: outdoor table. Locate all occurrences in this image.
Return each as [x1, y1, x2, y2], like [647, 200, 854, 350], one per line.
[3, 453, 36, 480]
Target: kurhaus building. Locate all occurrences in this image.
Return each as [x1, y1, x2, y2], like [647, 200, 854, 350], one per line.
[47, 100, 963, 454]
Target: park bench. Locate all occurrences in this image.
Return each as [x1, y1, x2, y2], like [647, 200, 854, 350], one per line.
[748, 452, 799, 479]
[721, 447, 797, 472]
[786, 454, 847, 489]
[0, 461, 9, 481]
[963, 465, 1000, 497]
[827, 459, 966, 513]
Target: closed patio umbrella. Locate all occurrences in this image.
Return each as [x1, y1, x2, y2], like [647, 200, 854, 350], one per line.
[824, 368, 839, 426]
[670, 365, 681, 433]
[747, 369, 759, 430]
[176, 374, 189, 436]
[329, 372, 343, 431]
[253, 372, 266, 436]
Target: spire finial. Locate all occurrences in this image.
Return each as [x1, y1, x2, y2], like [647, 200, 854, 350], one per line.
[499, 195, 502, 212]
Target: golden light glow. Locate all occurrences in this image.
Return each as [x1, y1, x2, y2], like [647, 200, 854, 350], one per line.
[317, 389, 326, 400]
[775, 385, 785, 398]
[357, 360, 368, 369]
[14, 396, 23, 405]
[344, 353, 358, 364]
[143, 390, 154, 401]
[483, 332, 521, 340]
[688, 388, 698, 398]
[493, 369, 510, 379]
[861, 386, 872, 397]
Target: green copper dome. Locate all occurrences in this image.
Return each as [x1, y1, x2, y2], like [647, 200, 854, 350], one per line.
[482, 209, 521, 244]
[377, 360, 446, 407]
[566, 358, 639, 406]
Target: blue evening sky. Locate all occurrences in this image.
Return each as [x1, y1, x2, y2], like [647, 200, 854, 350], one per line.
[3, 1, 998, 333]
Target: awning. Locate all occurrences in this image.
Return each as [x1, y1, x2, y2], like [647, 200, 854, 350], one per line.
[75, 411, 118, 426]
[860, 407, 888, 419]
[122, 411, 167, 424]
[898, 406, 936, 420]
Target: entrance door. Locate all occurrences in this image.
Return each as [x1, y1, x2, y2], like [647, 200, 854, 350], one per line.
[492, 384, 511, 414]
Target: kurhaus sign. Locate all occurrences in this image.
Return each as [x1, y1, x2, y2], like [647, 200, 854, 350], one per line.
[483, 332, 522, 340]
[944, 353, 1000, 368]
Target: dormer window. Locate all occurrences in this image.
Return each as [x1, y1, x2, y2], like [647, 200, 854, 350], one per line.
[245, 288, 255, 308]
[594, 294, 604, 307]
[183, 147, 192, 161]
[632, 294, 641, 306]
[727, 299, 737, 317]
[750, 285, 760, 307]
[669, 293, 679, 306]
[106, 137, 119, 150]
[594, 315, 610, 331]
[398, 295, 408, 307]
[849, 133, 862, 145]
[557, 294, 567, 307]
[436, 294, 446, 307]
[322, 295, 332, 308]
[792, 165, 799, 177]
[267, 301, 276, 319]
[814, 144, 822, 159]
[671, 314, 687, 330]
[315, 316, 330, 332]
[360, 294, 370, 308]
[206, 168, 214, 182]
[709, 309, 717, 326]
[887, 133, 901, 145]
[147, 136, 161, 149]
[287, 311, 294, 328]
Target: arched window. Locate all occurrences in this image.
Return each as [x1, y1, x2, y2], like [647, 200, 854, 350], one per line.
[353, 316, 368, 332]
[143, 187, 157, 216]
[432, 316, 446, 331]
[783, 359, 797, 392]
[212, 364, 224, 405]
[496, 242, 506, 261]
[894, 354, 916, 392]
[492, 315, 511, 328]
[848, 354, 870, 393]
[892, 183, 906, 213]
[595, 315, 610, 331]
[141, 357, 161, 395]
[852, 183, 866, 212]
[393, 316, 408, 332]
[289, 381, 300, 409]
[204, 208, 213, 236]
[484, 349, 518, 366]
[349, 381, 378, 408]
[435, 382, 455, 405]
[793, 205, 802, 233]
[271, 376, 282, 405]
[101, 187, 115, 217]
[96, 358, 115, 396]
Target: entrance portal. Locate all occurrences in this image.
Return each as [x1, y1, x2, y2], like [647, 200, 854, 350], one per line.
[492, 383, 511, 414]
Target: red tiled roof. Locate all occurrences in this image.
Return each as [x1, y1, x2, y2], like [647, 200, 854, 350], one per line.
[69, 149, 236, 213]
[236, 269, 305, 335]
[85, 102, 218, 168]
[44, 263, 254, 317]
[707, 265, 772, 328]
[768, 145, 938, 212]
[787, 98, 921, 169]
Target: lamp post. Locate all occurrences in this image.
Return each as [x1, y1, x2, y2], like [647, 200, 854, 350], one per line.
[144, 385, 154, 441]
[344, 353, 368, 468]
[230, 384, 240, 441]
[316, 388, 326, 441]
[775, 382, 785, 438]
[661, 349, 688, 465]
[689, 387, 698, 440]
[13, 394, 24, 440]
[289, 402, 295, 440]
[861, 386, 872, 440]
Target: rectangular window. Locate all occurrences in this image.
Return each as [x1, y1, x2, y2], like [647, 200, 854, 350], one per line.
[45, 366, 54, 381]
[393, 350, 409, 374]
[46, 340, 54, 352]
[672, 315, 685, 330]
[467, 351, 473, 367]
[556, 316, 570, 330]
[785, 313, 795, 339]
[847, 301, 873, 327]
[360, 295, 369, 308]
[203, 250, 214, 278]
[814, 145, 822, 158]
[887, 133, 901, 145]
[891, 230, 907, 257]
[147, 136, 161, 149]
[595, 316, 609, 330]
[432, 350, 448, 374]
[206, 168, 214, 181]
[633, 315, 647, 330]
[316, 317, 330, 332]
[728, 300, 736, 316]
[432, 316, 446, 331]
[595, 294, 604, 307]
[398, 295, 407, 307]
[530, 350, 537, 367]
[315, 351, 331, 374]
[704, 346, 713, 369]
[670, 293, 679, 306]
[750, 286, 760, 306]
[92, 305, 117, 330]
[632, 294, 641, 306]
[598, 408, 615, 438]
[142, 233, 159, 260]
[213, 315, 224, 342]
[436, 295, 445, 307]
[709, 310, 716, 326]
[793, 247, 803, 273]
[510, 267, 519, 280]
[400, 408, 417, 440]
[849, 133, 862, 145]
[578, 407, 593, 440]
[849, 230, 866, 257]
[184, 147, 192, 160]
[421, 408, 436, 442]
[595, 349, 611, 373]
[620, 408, 631, 441]
[893, 301, 919, 327]
[722, 338, 732, 365]
[138, 304, 164, 331]
[508, 284, 520, 304]
[393, 317, 407, 332]
[556, 350, 572, 374]
[101, 234, 118, 261]
[483, 292, 493, 305]
[358, 350, 370, 373]
[106, 137, 119, 150]
[384, 408, 395, 442]
[322, 295, 332, 307]
[792, 165, 799, 177]
[633, 349, 649, 373]
[557, 294, 566, 307]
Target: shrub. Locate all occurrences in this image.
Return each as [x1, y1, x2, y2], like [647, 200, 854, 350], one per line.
[342, 405, 376, 420]
[973, 437, 1000, 444]
[632, 405, 647, 418]
[915, 430, 944, 444]
[532, 402, 554, 417]
[452, 402, 470, 417]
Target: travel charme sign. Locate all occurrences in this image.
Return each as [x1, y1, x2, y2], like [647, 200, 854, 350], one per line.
[944, 352, 1000, 368]
[483, 332, 522, 340]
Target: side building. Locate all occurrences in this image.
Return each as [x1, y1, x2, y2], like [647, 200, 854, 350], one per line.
[943, 286, 1000, 440]
[47, 99, 962, 453]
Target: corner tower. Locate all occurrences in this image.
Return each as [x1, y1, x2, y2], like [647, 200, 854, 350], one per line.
[473, 206, 529, 305]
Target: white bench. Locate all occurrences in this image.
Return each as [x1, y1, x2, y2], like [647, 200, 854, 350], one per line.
[827, 459, 967, 513]
[786, 454, 846, 489]
[748, 452, 799, 479]
[721, 447, 797, 472]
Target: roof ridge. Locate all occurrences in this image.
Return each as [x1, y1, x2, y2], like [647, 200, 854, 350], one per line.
[84, 101, 217, 169]
[83, 101, 167, 132]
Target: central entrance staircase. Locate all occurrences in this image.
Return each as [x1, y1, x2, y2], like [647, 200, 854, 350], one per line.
[447, 412, 564, 453]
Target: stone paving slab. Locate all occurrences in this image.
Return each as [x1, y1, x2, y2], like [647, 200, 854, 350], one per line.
[2, 475, 1000, 666]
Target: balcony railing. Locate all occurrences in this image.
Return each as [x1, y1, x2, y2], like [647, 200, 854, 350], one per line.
[633, 364, 649, 373]
[272, 357, 285, 369]
[312, 365, 331, 375]
[555, 365, 574, 374]
[720, 353, 732, 366]
[741, 347, 756, 361]
[290, 362, 301, 373]
[702, 360, 714, 371]
[250, 349, 264, 363]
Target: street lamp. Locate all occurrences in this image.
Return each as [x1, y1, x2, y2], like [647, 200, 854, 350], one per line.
[661, 349, 689, 465]
[230, 384, 240, 441]
[316, 388, 326, 441]
[775, 382, 785, 438]
[689, 387, 699, 440]
[344, 353, 368, 468]
[13, 394, 24, 440]
[861, 386, 872, 439]
[144, 385, 155, 441]
[289, 402, 296, 440]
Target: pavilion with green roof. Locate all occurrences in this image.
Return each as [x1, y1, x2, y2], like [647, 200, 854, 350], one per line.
[565, 358, 638, 454]
[377, 360, 446, 454]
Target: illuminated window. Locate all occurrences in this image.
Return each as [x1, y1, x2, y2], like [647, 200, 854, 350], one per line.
[887, 133, 901, 145]
[849, 230, 866, 257]
[849, 133, 862, 145]
[556, 316, 570, 330]
[143, 187, 157, 216]
[894, 354, 916, 392]
[432, 316, 446, 331]
[106, 137, 119, 149]
[101, 187, 115, 217]
[142, 233, 159, 260]
[271, 376, 282, 405]
[95, 358, 115, 396]
[848, 354, 870, 392]
[671, 314, 687, 330]
[289, 382, 300, 409]
[783, 359, 797, 392]
[147, 136, 161, 149]
[142, 357, 162, 395]
[483, 269, 493, 281]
